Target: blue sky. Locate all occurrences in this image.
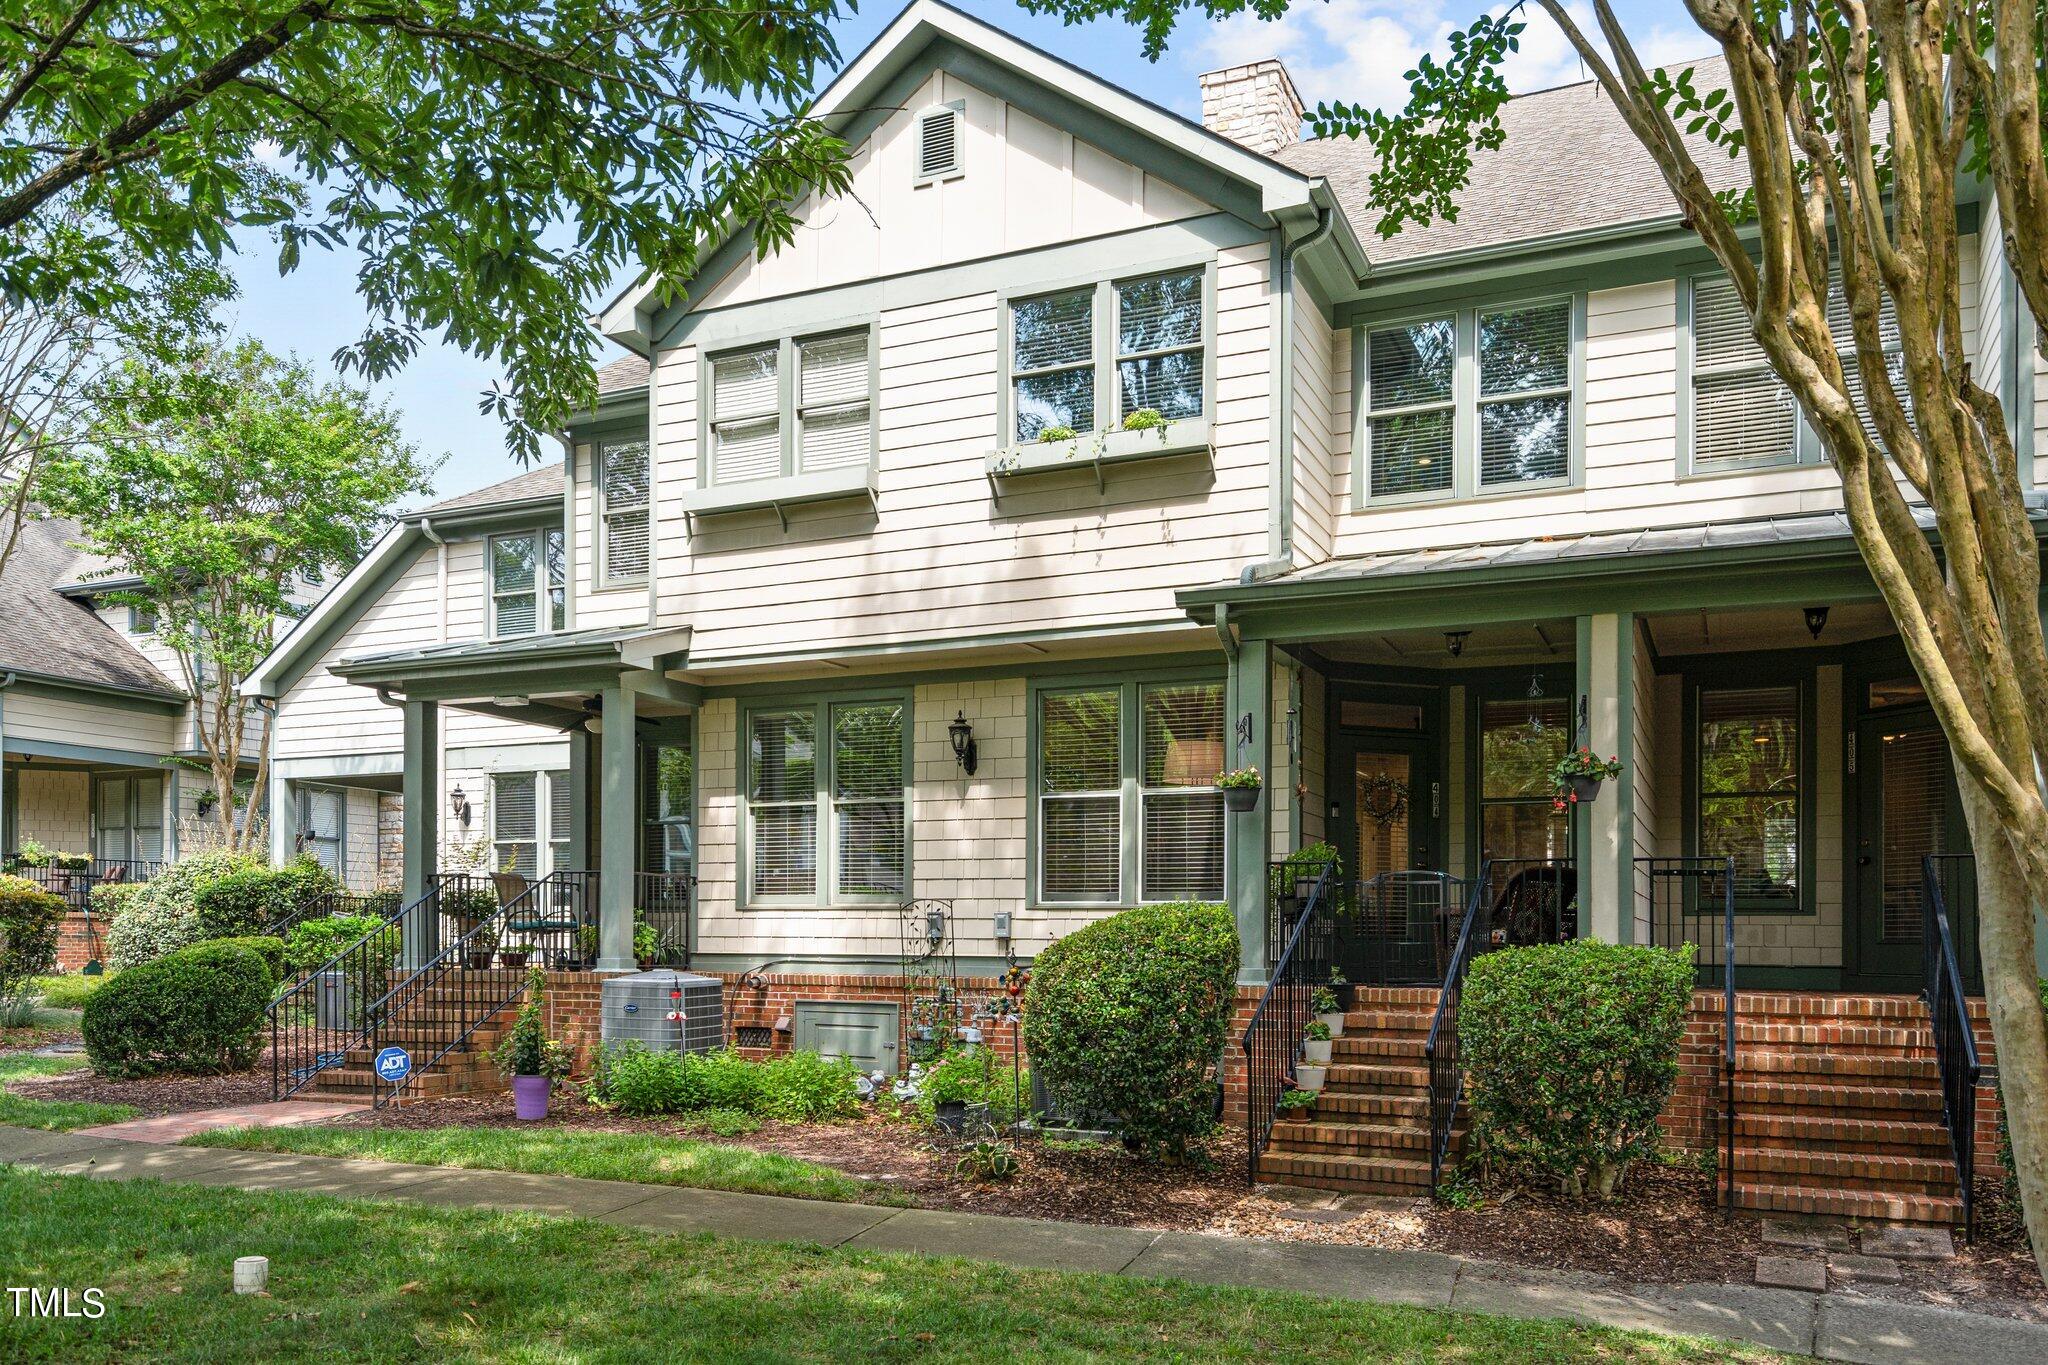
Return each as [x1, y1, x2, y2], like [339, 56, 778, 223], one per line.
[224, 0, 1697, 504]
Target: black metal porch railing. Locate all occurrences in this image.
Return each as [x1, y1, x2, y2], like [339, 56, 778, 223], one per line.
[1343, 871, 1473, 987]
[1922, 853, 1983, 1243]
[5, 858, 164, 912]
[1424, 856, 1578, 1190]
[274, 888, 404, 942]
[267, 876, 468, 1101]
[1240, 856, 1338, 1180]
[366, 870, 597, 1108]
[1639, 855, 1738, 1210]
[637, 872, 693, 966]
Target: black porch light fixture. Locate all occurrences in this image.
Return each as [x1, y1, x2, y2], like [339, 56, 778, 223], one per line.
[948, 710, 978, 776]
[1444, 630, 1470, 658]
[1804, 605, 1830, 640]
[449, 786, 472, 829]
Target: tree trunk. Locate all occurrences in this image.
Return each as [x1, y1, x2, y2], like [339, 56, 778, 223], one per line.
[1956, 771, 2048, 1282]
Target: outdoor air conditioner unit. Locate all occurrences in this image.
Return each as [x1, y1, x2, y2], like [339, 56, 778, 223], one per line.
[600, 970, 725, 1054]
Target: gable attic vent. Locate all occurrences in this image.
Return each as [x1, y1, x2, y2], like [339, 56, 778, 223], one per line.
[915, 102, 963, 182]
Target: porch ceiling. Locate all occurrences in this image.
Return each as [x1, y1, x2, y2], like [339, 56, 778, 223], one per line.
[333, 624, 697, 729]
[1644, 602, 1898, 657]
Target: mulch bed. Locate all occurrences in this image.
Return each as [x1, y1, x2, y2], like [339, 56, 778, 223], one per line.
[6, 1062, 2043, 1318]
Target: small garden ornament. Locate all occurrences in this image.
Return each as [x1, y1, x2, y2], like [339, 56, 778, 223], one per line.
[494, 966, 571, 1120]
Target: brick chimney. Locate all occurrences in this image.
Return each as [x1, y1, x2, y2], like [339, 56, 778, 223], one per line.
[1198, 60, 1305, 156]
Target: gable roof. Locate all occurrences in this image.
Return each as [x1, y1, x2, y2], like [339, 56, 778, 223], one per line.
[599, 0, 1350, 351]
[0, 516, 183, 699]
[1276, 57, 1747, 268]
[422, 461, 565, 516]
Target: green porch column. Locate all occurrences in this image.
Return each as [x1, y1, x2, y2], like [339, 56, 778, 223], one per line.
[597, 683, 637, 972]
[1227, 637, 1273, 983]
[564, 726, 592, 871]
[400, 698, 440, 970]
[1575, 614, 1637, 945]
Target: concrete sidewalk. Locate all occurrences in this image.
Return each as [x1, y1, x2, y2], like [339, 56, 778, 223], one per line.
[3, 1123, 2043, 1365]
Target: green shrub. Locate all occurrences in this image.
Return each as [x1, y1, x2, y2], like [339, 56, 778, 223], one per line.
[283, 914, 392, 973]
[104, 850, 264, 970]
[0, 874, 66, 1023]
[82, 941, 272, 1077]
[87, 880, 145, 924]
[1461, 940, 1696, 1197]
[588, 1044, 862, 1121]
[915, 1046, 1032, 1127]
[201, 935, 285, 986]
[1022, 901, 1239, 1159]
[30, 972, 113, 1010]
[194, 857, 342, 941]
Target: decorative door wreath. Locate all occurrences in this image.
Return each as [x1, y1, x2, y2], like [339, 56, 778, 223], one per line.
[1357, 774, 1410, 828]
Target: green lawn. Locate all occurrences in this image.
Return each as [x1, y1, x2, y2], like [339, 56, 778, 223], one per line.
[188, 1123, 915, 1207]
[0, 1169, 1786, 1363]
[30, 972, 113, 1009]
[0, 1053, 134, 1131]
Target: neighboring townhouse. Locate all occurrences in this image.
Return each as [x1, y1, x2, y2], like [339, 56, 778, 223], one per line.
[247, 2, 2043, 1222]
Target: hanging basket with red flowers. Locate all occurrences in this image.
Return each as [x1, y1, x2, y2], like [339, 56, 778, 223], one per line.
[1549, 748, 1624, 810]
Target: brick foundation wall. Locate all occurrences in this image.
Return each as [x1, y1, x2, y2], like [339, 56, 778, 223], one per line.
[52, 913, 101, 973]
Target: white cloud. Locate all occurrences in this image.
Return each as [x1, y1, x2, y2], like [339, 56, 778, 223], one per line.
[1185, 2, 1709, 119]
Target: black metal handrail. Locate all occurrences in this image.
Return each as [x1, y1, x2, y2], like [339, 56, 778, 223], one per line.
[1239, 856, 1338, 1180]
[273, 888, 403, 941]
[1639, 855, 1738, 1209]
[1922, 853, 1983, 1243]
[636, 871, 693, 966]
[1344, 870, 1474, 987]
[5, 858, 162, 912]
[1425, 868, 1489, 1188]
[366, 870, 597, 1108]
[267, 875, 466, 1101]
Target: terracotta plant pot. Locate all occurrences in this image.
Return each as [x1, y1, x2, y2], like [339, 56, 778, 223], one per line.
[1565, 773, 1604, 804]
[511, 1074, 550, 1120]
[1303, 1039, 1332, 1065]
[1222, 785, 1261, 813]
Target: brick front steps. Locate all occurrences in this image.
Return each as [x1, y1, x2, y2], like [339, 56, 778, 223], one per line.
[1255, 987, 1979, 1224]
[303, 987, 522, 1105]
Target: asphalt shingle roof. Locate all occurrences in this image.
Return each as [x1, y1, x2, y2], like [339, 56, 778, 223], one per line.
[422, 462, 565, 515]
[0, 516, 182, 697]
[596, 354, 650, 393]
[1277, 57, 1746, 266]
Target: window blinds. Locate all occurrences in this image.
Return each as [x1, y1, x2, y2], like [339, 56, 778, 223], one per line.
[798, 332, 872, 473]
[1477, 301, 1570, 486]
[832, 703, 904, 897]
[1116, 270, 1204, 421]
[493, 772, 538, 877]
[491, 534, 539, 637]
[711, 346, 781, 485]
[1366, 318, 1456, 498]
[1039, 688, 1121, 903]
[749, 711, 818, 899]
[548, 771, 573, 874]
[1139, 683, 1225, 902]
[601, 440, 650, 581]
[1012, 288, 1094, 441]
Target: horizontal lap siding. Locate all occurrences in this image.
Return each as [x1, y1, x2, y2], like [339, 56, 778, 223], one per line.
[667, 244, 1273, 661]
[1291, 280, 1335, 565]
[1325, 237, 1984, 557]
[3, 691, 175, 754]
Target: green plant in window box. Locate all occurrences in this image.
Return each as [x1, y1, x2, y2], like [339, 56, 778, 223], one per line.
[1036, 424, 1078, 444]
[1216, 766, 1262, 813]
[1549, 749, 1623, 810]
[1121, 407, 1168, 435]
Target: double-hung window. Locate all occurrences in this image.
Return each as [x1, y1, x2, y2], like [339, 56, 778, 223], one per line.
[1008, 267, 1207, 442]
[599, 438, 650, 583]
[99, 774, 166, 865]
[1696, 684, 1802, 910]
[705, 329, 875, 487]
[491, 771, 571, 877]
[1361, 297, 1577, 503]
[295, 784, 342, 877]
[745, 697, 905, 906]
[1035, 678, 1225, 906]
[489, 530, 565, 638]
[1687, 269, 1904, 471]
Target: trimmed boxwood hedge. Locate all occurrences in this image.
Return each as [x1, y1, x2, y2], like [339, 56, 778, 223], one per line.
[1022, 901, 1238, 1159]
[82, 941, 272, 1078]
[1461, 940, 1695, 1197]
[201, 935, 286, 986]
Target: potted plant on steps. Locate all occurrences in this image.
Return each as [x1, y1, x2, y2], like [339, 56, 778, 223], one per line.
[1276, 1087, 1319, 1121]
[1303, 1020, 1333, 1066]
[493, 966, 570, 1120]
[1217, 766, 1263, 813]
[462, 922, 499, 970]
[1549, 748, 1624, 810]
[1310, 986, 1346, 1038]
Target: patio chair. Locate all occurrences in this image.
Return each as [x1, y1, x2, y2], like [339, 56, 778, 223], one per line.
[495, 872, 584, 965]
[1487, 866, 1578, 947]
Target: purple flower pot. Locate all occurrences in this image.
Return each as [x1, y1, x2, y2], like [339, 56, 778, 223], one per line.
[511, 1074, 550, 1120]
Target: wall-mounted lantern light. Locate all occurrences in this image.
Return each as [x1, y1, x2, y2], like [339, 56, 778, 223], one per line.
[1804, 605, 1830, 640]
[948, 710, 978, 776]
[1444, 630, 1470, 658]
[449, 786, 472, 829]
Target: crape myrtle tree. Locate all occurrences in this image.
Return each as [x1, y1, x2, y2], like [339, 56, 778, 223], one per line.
[0, 0, 856, 464]
[1033, 0, 2048, 1275]
[39, 338, 438, 852]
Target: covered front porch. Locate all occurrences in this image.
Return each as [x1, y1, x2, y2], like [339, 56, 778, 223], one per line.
[331, 625, 698, 974]
[1205, 517, 2028, 993]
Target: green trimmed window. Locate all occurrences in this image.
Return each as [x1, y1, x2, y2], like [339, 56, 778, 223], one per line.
[706, 329, 875, 487]
[1476, 696, 1569, 866]
[1362, 298, 1575, 503]
[599, 438, 650, 583]
[1008, 268, 1206, 442]
[745, 699, 905, 905]
[1697, 684, 1801, 909]
[491, 771, 572, 877]
[98, 773, 166, 864]
[489, 530, 565, 638]
[294, 784, 341, 877]
[1035, 678, 1225, 906]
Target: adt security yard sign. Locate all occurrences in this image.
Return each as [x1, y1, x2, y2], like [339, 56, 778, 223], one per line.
[374, 1046, 412, 1084]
